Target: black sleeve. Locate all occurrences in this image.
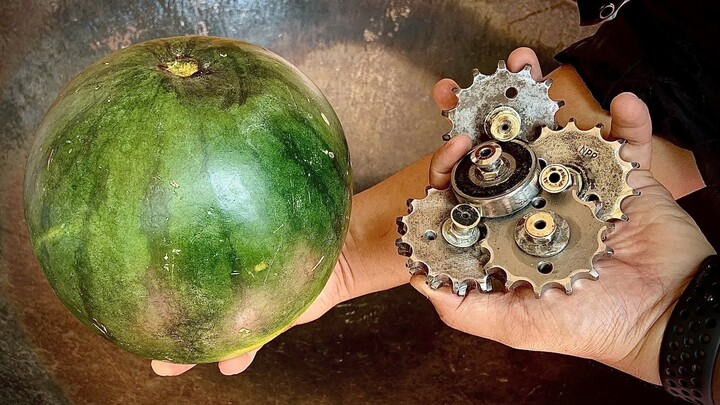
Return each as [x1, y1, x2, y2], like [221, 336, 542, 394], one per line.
[557, 0, 720, 248]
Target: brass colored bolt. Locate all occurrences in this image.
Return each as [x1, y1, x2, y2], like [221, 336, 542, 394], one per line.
[524, 211, 556, 242]
[540, 164, 572, 193]
[485, 106, 522, 141]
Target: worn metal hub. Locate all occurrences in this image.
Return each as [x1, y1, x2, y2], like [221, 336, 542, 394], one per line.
[397, 61, 637, 297]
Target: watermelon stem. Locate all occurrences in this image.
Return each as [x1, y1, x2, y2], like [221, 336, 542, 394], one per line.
[163, 58, 199, 78]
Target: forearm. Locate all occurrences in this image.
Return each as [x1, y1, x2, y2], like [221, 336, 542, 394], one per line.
[341, 154, 434, 299]
[547, 65, 705, 199]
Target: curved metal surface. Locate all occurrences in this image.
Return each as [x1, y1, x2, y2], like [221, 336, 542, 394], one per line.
[0, 1, 673, 404]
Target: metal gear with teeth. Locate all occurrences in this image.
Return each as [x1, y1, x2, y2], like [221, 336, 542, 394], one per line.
[530, 120, 638, 221]
[396, 60, 636, 297]
[442, 60, 561, 143]
[480, 184, 608, 297]
[396, 188, 490, 296]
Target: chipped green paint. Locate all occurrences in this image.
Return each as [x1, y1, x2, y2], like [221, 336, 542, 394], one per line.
[24, 36, 351, 363]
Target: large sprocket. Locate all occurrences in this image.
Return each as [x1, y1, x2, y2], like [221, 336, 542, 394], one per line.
[481, 185, 608, 297]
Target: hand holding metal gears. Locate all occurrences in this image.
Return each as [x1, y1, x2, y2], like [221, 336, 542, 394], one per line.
[396, 61, 637, 297]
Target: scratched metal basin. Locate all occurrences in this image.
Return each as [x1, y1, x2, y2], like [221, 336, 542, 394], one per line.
[0, 1, 671, 403]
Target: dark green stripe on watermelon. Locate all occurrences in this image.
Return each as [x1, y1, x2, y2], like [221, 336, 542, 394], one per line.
[24, 36, 351, 363]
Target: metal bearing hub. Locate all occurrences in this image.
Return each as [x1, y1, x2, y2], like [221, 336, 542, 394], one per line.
[397, 60, 636, 297]
[451, 140, 539, 218]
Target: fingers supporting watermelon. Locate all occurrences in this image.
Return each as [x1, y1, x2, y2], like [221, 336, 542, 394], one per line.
[151, 360, 196, 376]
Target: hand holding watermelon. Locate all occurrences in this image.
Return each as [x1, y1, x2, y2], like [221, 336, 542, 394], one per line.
[151, 143, 437, 375]
[25, 36, 362, 366]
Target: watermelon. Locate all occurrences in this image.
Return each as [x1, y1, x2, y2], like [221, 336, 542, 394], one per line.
[23, 36, 352, 363]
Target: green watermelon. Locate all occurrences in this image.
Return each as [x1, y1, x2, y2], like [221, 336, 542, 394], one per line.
[23, 36, 352, 363]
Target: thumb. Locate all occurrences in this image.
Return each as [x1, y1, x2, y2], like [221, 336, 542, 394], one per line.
[608, 92, 652, 170]
[506, 47, 543, 79]
[429, 135, 473, 189]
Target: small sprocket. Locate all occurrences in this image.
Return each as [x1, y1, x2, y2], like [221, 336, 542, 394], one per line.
[396, 188, 489, 296]
[443, 60, 561, 143]
[530, 120, 637, 221]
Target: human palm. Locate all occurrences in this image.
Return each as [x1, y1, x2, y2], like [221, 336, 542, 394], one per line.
[414, 48, 715, 384]
[415, 168, 711, 383]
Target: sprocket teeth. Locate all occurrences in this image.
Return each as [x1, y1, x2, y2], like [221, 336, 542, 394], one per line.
[454, 282, 469, 296]
[408, 260, 429, 276]
[477, 238, 494, 293]
[604, 221, 616, 234]
[396, 217, 408, 235]
[459, 278, 484, 296]
[597, 225, 612, 258]
[424, 273, 484, 296]
[504, 277, 543, 297]
[504, 263, 601, 298]
[600, 227, 612, 242]
[406, 198, 416, 214]
[497, 59, 507, 71]
[501, 269, 599, 298]
[451, 278, 469, 296]
[396, 239, 412, 257]
[428, 272, 450, 289]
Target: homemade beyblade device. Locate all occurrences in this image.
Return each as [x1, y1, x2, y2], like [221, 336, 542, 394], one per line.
[396, 61, 638, 297]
